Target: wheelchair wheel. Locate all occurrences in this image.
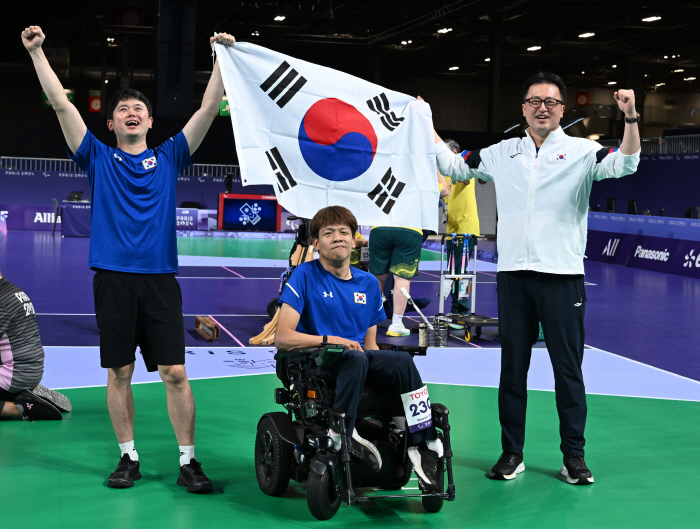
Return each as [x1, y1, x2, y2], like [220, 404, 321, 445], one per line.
[266, 298, 279, 319]
[255, 417, 293, 496]
[307, 468, 341, 521]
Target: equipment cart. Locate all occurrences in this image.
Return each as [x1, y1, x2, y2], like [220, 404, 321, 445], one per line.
[438, 234, 499, 341]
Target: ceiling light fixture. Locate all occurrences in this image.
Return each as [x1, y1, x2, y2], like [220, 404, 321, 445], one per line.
[685, 77, 696, 81]
[485, 58, 490, 62]
[449, 66, 459, 71]
[401, 40, 407, 45]
[655, 83, 665, 86]
[274, 16, 286, 21]
[527, 46, 541, 51]
[437, 28, 453, 34]
[664, 55, 668, 59]
[642, 16, 661, 22]
[608, 81, 617, 85]
[407, 40, 412, 43]
[674, 69, 684, 72]
[579, 32, 595, 38]
[251, 31, 259, 36]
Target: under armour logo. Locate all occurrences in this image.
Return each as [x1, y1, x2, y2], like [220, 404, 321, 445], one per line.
[323, 292, 333, 298]
[574, 302, 582, 307]
[114, 153, 123, 162]
[27, 403, 33, 410]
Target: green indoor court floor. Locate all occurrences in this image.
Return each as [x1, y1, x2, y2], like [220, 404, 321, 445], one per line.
[4, 375, 699, 529]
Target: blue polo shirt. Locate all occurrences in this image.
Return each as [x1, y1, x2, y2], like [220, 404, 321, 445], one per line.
[69, 130, 192, 273]
[279, 260, 386, 347]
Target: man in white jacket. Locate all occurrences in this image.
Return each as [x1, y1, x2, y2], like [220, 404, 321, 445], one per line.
[433, 72, 640, 485]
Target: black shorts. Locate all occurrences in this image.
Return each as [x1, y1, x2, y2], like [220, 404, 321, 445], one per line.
[93, 270, 186, 372]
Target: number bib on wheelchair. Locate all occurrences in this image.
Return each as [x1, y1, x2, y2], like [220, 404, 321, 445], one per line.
[401, 385, 432, 433]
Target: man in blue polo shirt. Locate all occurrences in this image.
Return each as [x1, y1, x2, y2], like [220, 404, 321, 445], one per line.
[276, 206, 444, 492]
[23, 25, 236, 492]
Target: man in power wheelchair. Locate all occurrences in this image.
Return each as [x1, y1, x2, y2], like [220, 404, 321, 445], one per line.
[255, 206, 455, 520]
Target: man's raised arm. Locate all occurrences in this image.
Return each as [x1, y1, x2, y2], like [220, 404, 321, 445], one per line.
[182, 32, 235, 156]
[22, 26, 86, 155]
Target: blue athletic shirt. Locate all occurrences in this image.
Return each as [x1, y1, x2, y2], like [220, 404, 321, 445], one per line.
[279, 260, 386, 347]
[69, 130, 192, 273]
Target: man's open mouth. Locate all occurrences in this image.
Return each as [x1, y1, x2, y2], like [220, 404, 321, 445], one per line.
[126, 120, 140, 127]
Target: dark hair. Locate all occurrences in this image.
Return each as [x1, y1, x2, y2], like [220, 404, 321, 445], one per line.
[443, 139, 460, 153]
[310, 206, 358, 239]
[107, 89, 153, 118]
[521, 72, 566, 103]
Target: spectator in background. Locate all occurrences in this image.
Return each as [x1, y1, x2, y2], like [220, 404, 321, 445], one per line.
[369, 170, 448, 336]
[443, 138, 481, 315]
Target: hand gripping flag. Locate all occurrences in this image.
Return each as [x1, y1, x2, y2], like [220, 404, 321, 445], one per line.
[215, 42, 438, 231]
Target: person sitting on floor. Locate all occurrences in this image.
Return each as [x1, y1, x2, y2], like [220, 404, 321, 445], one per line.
[275, 205, 444, 492]
[0, 266, 70, 421]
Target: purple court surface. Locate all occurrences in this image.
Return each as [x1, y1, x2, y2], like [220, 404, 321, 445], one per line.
[1, 230, 699, 397]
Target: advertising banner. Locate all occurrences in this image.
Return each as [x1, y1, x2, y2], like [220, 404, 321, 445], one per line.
[0, 204, 58, 231]
[587, 230, 700, 279]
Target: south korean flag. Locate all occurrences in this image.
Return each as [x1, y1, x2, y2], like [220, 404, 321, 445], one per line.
[215, 42, 438, 231]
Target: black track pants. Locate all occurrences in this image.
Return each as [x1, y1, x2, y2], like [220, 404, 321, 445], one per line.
[497, 271, 587, 456]
[328, 349, 437, 444]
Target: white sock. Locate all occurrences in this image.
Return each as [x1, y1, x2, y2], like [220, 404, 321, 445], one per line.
[179, 445, 195, 467]
[328, 430, 341, 451]
[119, 440, 139, 462]
[392, 313, 403, 327]
[426, 438, 444, 458]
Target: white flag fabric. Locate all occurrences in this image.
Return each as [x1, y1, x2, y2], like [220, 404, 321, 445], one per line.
[215, 42, 438, 231]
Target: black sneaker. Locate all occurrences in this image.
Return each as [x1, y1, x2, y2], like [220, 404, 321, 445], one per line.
[561, 454, 594, 485]
[347, 432, 382, 472]
[13, 390, 62, 421]
[30, 384, 72, 413]
[489, 452, 525, 480]
[177, 459, 213, 493]
[407, 445, 441, 492]
[108, 454, 141, 488]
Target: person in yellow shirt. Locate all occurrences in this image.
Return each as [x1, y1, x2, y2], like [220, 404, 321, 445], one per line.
[443, 139, 480, 315]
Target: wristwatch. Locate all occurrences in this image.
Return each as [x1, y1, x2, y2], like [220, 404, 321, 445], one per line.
[624, 112, 641, 124]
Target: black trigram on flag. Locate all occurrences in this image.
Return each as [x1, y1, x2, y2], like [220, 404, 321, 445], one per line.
[265, 147, 297, 193]
[366, 93, 405, 131]
[260, 61, 307, 108]
[367, 168, 405, 214]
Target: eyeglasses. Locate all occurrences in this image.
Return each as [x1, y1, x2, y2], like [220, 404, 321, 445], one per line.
[524, 97, 563, 110]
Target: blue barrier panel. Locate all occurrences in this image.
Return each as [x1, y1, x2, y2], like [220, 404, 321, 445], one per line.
[586, 212, 700, 278]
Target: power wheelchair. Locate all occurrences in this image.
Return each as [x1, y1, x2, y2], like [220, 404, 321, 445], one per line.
[255, 343, 456, 520]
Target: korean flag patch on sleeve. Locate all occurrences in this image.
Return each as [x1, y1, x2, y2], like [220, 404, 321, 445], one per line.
[354, 292, 367, 304]
[142, 156, 157, 170]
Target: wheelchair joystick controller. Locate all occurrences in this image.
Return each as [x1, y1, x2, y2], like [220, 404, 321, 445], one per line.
[400, 287, 434, 330]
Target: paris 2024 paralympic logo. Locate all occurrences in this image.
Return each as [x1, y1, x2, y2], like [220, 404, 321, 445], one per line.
[298, 98, 378, 182]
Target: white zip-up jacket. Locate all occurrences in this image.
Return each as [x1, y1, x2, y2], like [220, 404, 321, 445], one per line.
[436, 127, 640, 275]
